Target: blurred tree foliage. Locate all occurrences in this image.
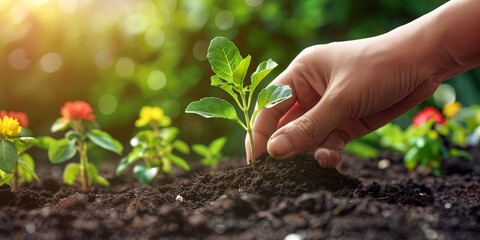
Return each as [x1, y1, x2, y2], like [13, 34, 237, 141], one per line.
[1, 0, 478, 155]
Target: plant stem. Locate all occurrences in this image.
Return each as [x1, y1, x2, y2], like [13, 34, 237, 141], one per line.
[79, 141, 89, 192]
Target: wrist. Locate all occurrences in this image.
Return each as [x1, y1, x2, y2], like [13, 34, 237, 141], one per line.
[396, 0, 480, 83]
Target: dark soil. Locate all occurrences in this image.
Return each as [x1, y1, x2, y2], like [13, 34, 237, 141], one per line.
[1, 149, 479, 239]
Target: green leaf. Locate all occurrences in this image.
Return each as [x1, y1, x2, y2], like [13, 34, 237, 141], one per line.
[159, 127, 179, 145]
[211, 75, 238, 101]
[63, 163, 81, 185]
[19, 137, 38, 144]
[133, 164, 159, 184]
[65, 131, 82, 141]
[115, 148, 142, 175]
[18, 154, 39, 182]
[254, 84, 293, 121]
[165, 152, 190, 171]
[233, 55, 251, 86]
[51, 118, 69, 132]
[192, 144, 210, 157]
[94, 175, 110, 186]
[344, 141, 379, 160]
[48, 138, 77, 164]
[250, 59, 278, 94]
[86, 163, 109, 186]
[210, 137, 227, 154]
[207, 36, 242, 83]
[173, 140, 190, 154]
[34, 136, 56, 149]
[404, 147, 419, 170]
[0, 139, 18, 173]
[131, 130, 153, 147]
[87, 129, 123, 154]
[185, 97, 240, 121]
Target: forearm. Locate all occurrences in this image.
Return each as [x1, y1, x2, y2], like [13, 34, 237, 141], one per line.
[386, 0, 480, 82]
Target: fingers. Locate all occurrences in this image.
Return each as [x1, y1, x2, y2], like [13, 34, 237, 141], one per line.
[312, 80, 440, 167]
[267, 94, 343, 159]
[246, 91, 296, 163]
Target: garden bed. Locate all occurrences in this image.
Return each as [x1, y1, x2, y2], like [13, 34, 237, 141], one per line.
[1, 148, 479, 239]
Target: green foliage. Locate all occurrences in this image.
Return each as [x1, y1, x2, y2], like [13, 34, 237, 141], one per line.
[0, 139, 18, 173]
[192, 137, 227, 168]
[186, 37, 292, 162]
[0, 137, 40, 190]
[45, 116, 122, 191]
[117, 109, 190, 184]
[346, 104, 480, 174]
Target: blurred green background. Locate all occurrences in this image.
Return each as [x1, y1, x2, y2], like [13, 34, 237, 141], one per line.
[1, 0, 479, 156]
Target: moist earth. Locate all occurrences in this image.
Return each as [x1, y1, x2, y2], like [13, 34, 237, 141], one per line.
[0, 150, 479, 240]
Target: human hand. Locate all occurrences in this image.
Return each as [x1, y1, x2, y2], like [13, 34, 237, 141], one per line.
[246, 35, 442, 167]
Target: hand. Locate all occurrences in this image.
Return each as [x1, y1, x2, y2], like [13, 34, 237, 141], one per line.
[246, 35, 441, 167]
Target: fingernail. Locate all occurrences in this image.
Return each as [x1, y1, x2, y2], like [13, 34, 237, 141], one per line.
[268, 134, 293, 158]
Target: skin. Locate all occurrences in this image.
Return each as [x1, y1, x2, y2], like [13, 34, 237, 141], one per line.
[246, 0, 480, 167]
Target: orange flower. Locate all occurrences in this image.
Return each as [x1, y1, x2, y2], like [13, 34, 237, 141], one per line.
[60, 101, 96, 121]
[412, 107, 446, 126]
[0, 111, 29, 128]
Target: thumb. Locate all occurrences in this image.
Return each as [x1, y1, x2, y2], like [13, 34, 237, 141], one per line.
[267, 98, 342, 159]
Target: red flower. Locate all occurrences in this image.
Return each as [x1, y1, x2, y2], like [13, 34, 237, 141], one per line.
[412, 107, 446, 126]
[60, 101, 96, 121]
[0, 110, 29, 128]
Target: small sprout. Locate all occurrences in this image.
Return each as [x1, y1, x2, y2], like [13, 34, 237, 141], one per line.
[186, 37, 292, 163]
[116, 106, 190, 184]
[44, 101, 123, 191]
[0, 112, 39, 191]
[192, 137, 227, 168]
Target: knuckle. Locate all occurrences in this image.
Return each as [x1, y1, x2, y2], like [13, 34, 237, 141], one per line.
[292, 115, 321, 147]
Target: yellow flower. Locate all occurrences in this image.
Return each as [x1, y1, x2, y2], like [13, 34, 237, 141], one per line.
[443, 101, 462, 117]
[0, 116, 22, 137]
[135, 106, 164, 127]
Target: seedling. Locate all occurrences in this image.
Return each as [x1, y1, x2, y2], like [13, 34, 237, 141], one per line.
[192, 137, 227, 168]
[0, 113, 39, 191]
[186, 37, 292, 163]
[45, 101, 123, 191]
[116, 106, 190, 184]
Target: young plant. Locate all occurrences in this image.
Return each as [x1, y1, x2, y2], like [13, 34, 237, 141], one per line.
[378, 107, 470, 174]
[116, 106, 190, 184]
[0, 112, 39, 191]
[185, 36, 292, 163]
[192, 137, 227, 168]
[46, 101, 123, 191]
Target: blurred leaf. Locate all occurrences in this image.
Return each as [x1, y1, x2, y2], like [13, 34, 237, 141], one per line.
[49, 139, 76, 164]
[173, 139, 190, 154]
[0, 139, 18, 173]
[51, 118, 69, 133]
[18, 154, 39, 182]
[133, 164, 158, 184]
[87, 129, 123, 154]
[165, 152, 190, 171]
[63, 163, 81, 185]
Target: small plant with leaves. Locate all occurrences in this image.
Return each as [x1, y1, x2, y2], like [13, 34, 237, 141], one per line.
[186, 36, 292, 163]
[376, 106, 470, 174]
[192, 137, 227, 169]
[45, 101, 123, 191]
[0, 111, 39, 191]
[116, 106, 190, 184]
